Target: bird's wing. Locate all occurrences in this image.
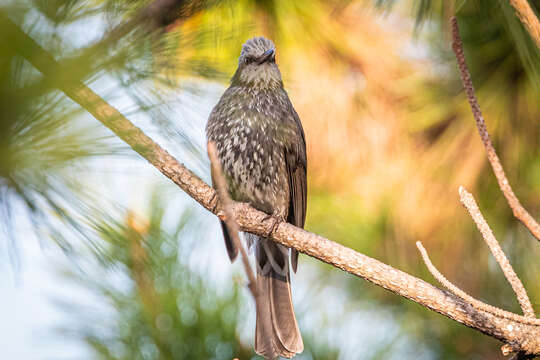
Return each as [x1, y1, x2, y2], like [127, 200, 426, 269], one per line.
[284, 108, 307, 273]
[207, 99, 239, 262]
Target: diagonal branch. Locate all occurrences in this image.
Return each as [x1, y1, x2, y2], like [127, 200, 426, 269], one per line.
[3, 13, 540, 357]
[417, 240, 537, 359]
[451, 16, 540, 242]
[459, 186, 535, 318]
[207, 142, 258, 296]
[507, 0, 540, 51]
[416, 241, 536, 324]
[207, 141, 273, 355]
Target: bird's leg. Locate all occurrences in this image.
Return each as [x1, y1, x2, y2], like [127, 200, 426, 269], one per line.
[209, 190, 226, 219]
[262, 213, 282, 238]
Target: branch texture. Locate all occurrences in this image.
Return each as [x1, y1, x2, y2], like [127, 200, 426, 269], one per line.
[2, 13, 540, 356]
[416, 242, 537, 325]
[508, 0, 540, 51]
[459, 187, 535, 318]
[451, 16, 540, 242]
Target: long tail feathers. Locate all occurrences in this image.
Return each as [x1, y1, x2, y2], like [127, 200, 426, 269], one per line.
[254, 240, 303, 359]
[220, 220, 238, 261]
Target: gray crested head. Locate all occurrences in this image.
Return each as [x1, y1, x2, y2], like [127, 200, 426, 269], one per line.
[232, 37, 283, 89]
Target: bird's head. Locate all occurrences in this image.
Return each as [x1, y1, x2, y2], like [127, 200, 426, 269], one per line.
[231, 37, 283, 89]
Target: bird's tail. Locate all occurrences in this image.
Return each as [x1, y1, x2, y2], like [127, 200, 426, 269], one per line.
[254, 238, 303, 359]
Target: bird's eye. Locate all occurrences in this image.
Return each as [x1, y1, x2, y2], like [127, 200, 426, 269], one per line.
[244, 56, 255, 64]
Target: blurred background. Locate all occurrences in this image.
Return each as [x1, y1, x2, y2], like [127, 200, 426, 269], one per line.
[1, 0, 539, 359]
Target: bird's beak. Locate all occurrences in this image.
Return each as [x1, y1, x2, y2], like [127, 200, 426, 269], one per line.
[257, 49, 275, 64]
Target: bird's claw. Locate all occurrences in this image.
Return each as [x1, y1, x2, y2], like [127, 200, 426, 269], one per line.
[209, 191, 220, 214]
[263, 214, 281, 238]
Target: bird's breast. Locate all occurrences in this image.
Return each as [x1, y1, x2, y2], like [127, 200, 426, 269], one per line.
[210, 112, 289, 216]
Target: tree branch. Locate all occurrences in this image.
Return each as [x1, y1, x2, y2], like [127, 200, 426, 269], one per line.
[419, 236, 537, 360]
[508, 0, 540, 51]
[459, 186, 535, 318]
[416, 242, 537, 324]
[451, 16, 540, 242]
[2, 12, 540, 357]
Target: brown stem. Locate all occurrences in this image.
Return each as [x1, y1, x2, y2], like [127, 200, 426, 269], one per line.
[207, 141, 274, 355]
[508, 0, 540, 51]
[416, 241, 537, 325]
[207, 142, 258, 296]
[458, 187, 535, 318]
[450, 16, 540, 242]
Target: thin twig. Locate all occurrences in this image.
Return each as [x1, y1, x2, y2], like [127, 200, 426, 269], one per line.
[3, 14, 540, 356]
[508, 0, 540, 51]
[451, 16, 540, 242]
[207, 142, 258, 297]
[458, 186, 535, 318]
[207, 142, 274, 356]
[416, 242, 539, 325]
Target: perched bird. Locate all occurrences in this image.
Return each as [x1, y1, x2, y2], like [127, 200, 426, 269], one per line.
[206, 37, 307, 359]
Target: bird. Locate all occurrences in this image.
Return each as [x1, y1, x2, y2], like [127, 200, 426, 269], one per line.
[206, 36, 307, 359]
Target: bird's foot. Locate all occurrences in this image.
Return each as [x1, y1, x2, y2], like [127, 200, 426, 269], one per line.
[209, 191, 219, 212]
[262, 214, 281, 238]
[209, 191, 226, 219]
